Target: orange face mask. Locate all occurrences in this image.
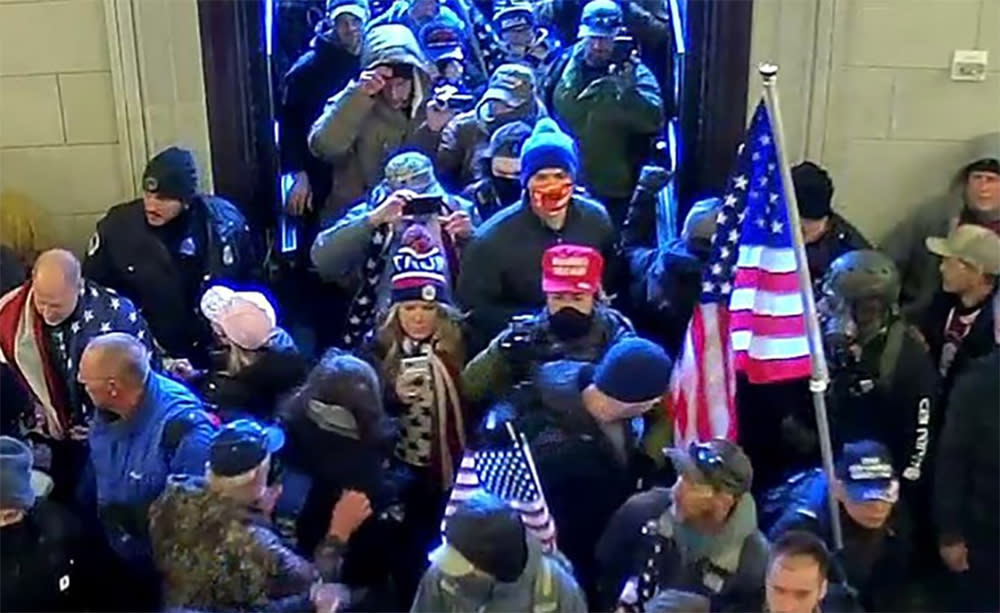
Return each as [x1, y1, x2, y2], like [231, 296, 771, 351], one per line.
[530, 180, 573, 214]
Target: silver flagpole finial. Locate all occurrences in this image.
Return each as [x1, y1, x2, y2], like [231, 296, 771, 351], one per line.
[758, 63, 779, 80]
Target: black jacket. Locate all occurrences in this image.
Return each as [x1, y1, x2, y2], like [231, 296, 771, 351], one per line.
[201, 329, 308, 422]
[279, 33, 361, 212]
[934, 350, 999, 559]
[827, 320, 938, 498]
[806, 213, 870, 287]
[918, 287, 997, 404]
[83, 196, 256, 366]
[764, 469, 912, 611]
[457, 196, 619, 352]
[596, 488, 769, 613]
[281, 412, 405, 591]
[504, 360, 647, 605]
[1, 501, 83, 612]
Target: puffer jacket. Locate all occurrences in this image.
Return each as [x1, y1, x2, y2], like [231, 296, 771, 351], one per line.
[461, 304, 634, 406]
[552, 44, 664, 200]
[149, 475, 343, 612]
[411, 531, 587, 612]
[308, 24, 442, 216]
[437, 98, 547, 192]
[883, 131, 1000, 320]
[764, 469, 912, 611]
[200, 328, 309, 422]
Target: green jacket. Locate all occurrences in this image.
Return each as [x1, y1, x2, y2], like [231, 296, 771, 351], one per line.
[308, 24, 442, 217]
[553, 45, 664, 199]
[461, 304, 634, 406]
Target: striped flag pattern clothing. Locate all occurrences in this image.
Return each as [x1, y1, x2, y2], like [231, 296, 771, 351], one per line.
[444, 444, 558, 552]
[669, 99, 812, 446]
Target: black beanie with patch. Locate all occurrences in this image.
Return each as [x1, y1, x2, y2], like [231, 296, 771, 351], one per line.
[142, 146, 199, 202]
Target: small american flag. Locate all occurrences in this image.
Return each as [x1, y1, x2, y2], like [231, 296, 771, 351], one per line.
[669, 99, 812, 446]
[443, 426, 558, 552]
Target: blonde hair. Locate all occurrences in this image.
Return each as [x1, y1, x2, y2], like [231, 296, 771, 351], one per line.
[375, 302, 466, 382]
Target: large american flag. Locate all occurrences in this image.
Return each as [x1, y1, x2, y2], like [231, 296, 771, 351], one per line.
[670, 100, 812, 446]
[443, 430, 557, 552]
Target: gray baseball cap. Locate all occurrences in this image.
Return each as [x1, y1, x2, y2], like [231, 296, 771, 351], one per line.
[666, 439, 753, 495]
[925, 223, 1000, 275]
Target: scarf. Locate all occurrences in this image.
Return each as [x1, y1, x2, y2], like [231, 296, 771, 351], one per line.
[396, 338, 465, 488]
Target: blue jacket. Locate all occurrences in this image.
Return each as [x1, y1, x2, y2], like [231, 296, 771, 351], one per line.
[89, 372, 215, 558]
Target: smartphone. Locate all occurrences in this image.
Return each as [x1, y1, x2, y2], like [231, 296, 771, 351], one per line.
[403, 195, 444, 217]
[611, 35, 637, 66]
[400, 355, 432, 388]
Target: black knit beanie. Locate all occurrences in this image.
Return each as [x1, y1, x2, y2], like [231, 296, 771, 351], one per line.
[445, 490, 527, 582]
[142, 146, 199, 202]
[791, 161, 834, 220]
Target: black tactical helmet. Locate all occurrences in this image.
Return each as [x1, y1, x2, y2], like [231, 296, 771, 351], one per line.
[822, 250, 901, 308]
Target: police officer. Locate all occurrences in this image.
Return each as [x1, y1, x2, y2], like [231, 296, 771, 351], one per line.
[84, 147, 256, 367]
[816, 250, 939, 575]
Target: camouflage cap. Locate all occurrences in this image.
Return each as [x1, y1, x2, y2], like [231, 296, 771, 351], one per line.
[481, 63, 537, 108]
[383, 151, 443, 196]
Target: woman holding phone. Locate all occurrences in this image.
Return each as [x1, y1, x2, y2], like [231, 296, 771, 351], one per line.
[359, 224, 470, 601]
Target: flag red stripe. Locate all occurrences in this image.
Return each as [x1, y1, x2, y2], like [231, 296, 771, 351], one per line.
[730, 311, 807, 336]
[692, 307, 711, 442]
[734, 352, 812, 382]
[733, 267, 800, 293]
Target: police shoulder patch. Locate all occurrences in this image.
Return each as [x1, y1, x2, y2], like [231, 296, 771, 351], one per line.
[87, 232, 101, 256]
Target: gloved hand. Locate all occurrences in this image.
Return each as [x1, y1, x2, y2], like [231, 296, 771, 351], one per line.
[637, 165, 672, 192]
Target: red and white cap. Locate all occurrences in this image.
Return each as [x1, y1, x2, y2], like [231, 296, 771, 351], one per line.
[541, 244, 604, 294]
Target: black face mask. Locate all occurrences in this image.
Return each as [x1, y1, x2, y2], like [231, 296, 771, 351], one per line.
[548, 307, 593, 340]
[491, 176, 523, 207]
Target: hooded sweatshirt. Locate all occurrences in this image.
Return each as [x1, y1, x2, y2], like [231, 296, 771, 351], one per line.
[308, 24, 440, 216]
[437, 95, 547, 192]
[410, 533, 587, 612]
[884, 131, 1000, 318]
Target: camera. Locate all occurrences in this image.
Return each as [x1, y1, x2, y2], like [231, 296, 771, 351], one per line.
[499, 314, 541, 351]
[432, 83, 476, 112]
[610, 35, 638, 68]
[403, 195, 444, 217]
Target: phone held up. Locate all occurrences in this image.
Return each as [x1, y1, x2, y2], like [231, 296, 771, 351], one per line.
[403, 195, 445, 217]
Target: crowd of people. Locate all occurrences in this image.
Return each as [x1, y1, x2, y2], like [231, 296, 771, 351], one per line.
[1, 0, 998, 611]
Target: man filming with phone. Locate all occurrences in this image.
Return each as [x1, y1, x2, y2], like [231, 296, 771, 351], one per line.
[308, 24, 457, 218]
[311, 151, 480, 348]
[552, 0, 664, 230]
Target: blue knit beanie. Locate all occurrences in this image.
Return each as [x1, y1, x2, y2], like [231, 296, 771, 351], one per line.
[519, 118, 578, 186]
[594, 338, 673, 403]
[0, 436, 35, 510]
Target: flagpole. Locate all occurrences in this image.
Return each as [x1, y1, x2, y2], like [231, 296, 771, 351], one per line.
[758, 64, 843, 550]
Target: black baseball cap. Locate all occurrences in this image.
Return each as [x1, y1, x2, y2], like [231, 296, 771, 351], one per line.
[835, 440, 898, 503]
[209, 419, 285, 477]
[666, 439, 753, 495]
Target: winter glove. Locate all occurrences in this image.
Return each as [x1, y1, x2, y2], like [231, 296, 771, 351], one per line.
[637, 165, 672, 192]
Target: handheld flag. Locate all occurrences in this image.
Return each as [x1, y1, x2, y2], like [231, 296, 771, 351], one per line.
[670, 99, 812, 446]
[443, 424, 557, 552]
